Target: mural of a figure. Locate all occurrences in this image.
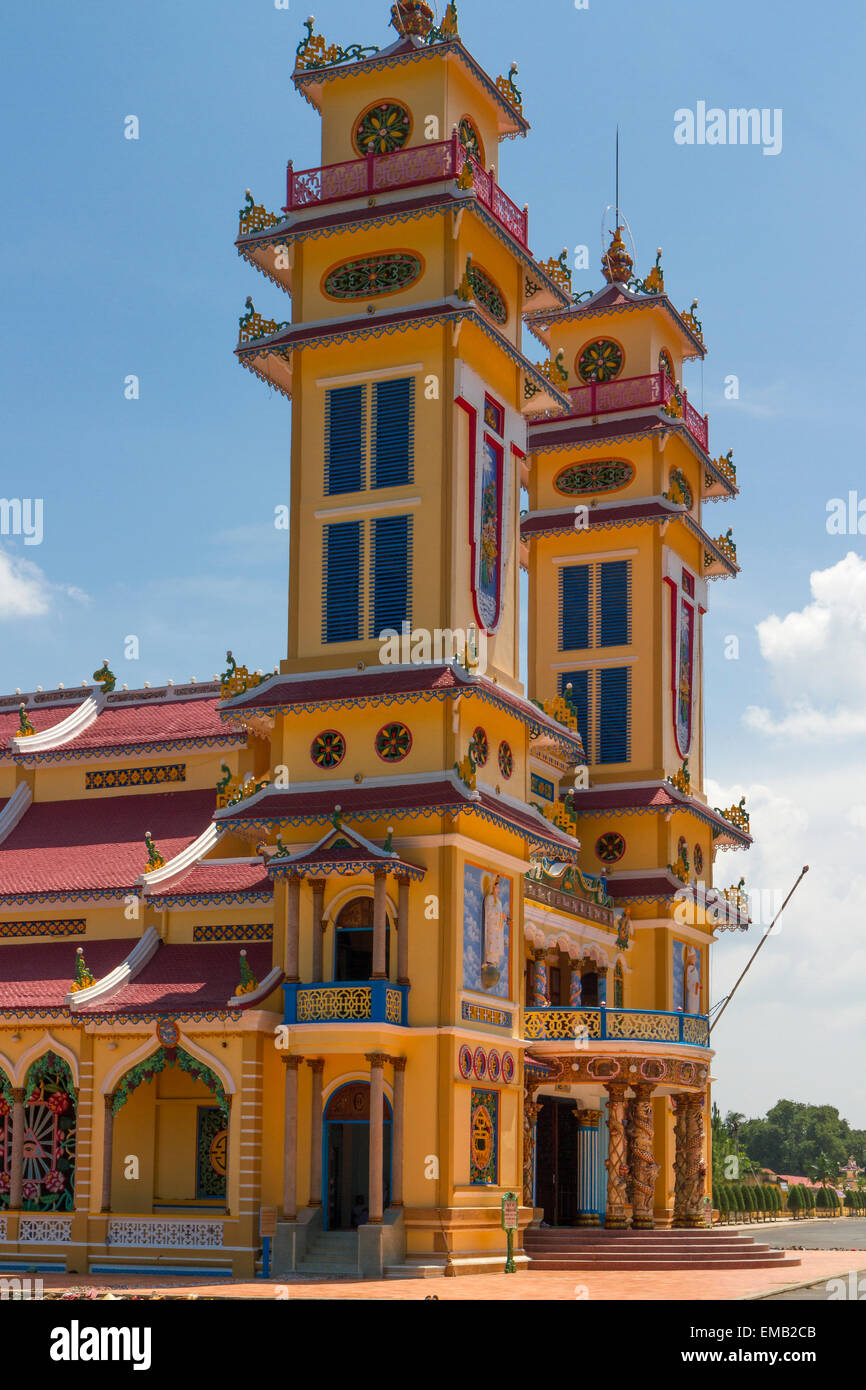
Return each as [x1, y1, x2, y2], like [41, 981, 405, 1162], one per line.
[462, 863, 511, 999]
[684, 946, 702, 1014]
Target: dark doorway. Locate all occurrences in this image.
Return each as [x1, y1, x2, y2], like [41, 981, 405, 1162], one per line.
[323, 1082, 392, 1230]
[334, 896, 391, 981]
[535, 1096, 578, 1226]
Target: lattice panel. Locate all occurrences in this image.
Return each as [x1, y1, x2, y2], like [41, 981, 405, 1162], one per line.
[296, 986, 372, 1022]
[523, 1010, 602, 1041]
[19, 1218, 72, 1243]
[107, 1219, 224, 1248]
[607, 1011, 680, 1043]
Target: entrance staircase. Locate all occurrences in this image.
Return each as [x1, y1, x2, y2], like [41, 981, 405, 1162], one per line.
[295, 1230, 360, 1276]
[524, 1227, 802, 1272]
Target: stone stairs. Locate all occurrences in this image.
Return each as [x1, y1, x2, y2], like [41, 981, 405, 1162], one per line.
[295, 1229, 360, 1276]
[524, 1227, 802, 1272]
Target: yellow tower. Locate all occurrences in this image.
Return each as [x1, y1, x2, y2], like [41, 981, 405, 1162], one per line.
[227, 0, 584, 1273]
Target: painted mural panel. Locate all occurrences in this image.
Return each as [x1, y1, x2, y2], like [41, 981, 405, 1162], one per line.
[673, 940, 702, 1015]
[462, 863, 511, 999]
[470, 1088, 499, 1186]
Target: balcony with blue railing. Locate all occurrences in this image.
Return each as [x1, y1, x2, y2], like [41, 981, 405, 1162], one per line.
[283, 980, 409, 1027]
[523, 1005, 710, 1049]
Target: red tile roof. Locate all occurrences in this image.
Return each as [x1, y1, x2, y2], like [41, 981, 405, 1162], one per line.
[77, 942, 275, 1015]
[521, 500, 678, 537]
[148, 861, 272, 899]
[0, 938, 133, 1008]
[527, 414, 668, 451]
[61, 696, 234, 753]
[0, 705, 77, 754]
[0, 790, 216, 900]
[569, 783, 751, 846]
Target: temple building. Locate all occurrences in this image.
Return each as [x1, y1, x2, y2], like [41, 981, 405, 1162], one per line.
[0, 1, 753, 1278]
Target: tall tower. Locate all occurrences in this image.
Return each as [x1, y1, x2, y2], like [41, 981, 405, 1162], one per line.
[226, 1, 584, 1271]
[523, 224, 751, 1048]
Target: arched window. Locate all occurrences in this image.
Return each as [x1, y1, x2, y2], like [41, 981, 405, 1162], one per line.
[334, 896, 391, 981]
[21, 1052, 76, 1211]
[0, 1070, 13, 1209]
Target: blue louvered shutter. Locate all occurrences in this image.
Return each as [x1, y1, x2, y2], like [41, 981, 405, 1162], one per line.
[372, 377, 414, 489]
[598, 560, 631, 647]
[323, 521, 362, 642]
[325, 385, 365, 495]
[559, 564, 590, 650]
[559, 670, 590, 753]
[370, 514, 412, 638]
[597, 666, 630, 763]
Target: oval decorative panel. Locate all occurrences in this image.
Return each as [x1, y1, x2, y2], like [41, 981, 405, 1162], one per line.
[554, 460, 634, 495]
[323, 250, 423, 301]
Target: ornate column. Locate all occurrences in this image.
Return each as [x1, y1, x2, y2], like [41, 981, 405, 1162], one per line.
[100, 1094, 115, 1211]
[597, 965, 609, 1006]
[574, 1108, 602, 1226]
[604, 1083, 630, 1228]
[306, 1057, 325, 1206]
[371, 871, 388, 979]
[671, 1093, 690, 1227]
[9, 1087, 25, 1210]
[396, 876, 410, 985]
[391, 1057, 406, 1206]
[683, 1094, 707, 1226]
[223, 1094, 234, 1215]
[631, 1084, 659, 1229]
[625, 1096, 637, 1210]
[281, 1056, 302, 1220]
[311, 880, 326, 981]
[522, 1098, 542, 1207]
[531, 949, 549, 1006]
[285, 873, 301, 981]
[367, 1053, 388, 1223]
[569, 962, 582, 1007]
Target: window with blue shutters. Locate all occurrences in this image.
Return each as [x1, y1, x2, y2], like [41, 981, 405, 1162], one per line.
[597, 665, 630, 763]
[559, 565, 590, 650]
[370, 514, 412, 637]
[372, 377, 414, 489]
[322, 521, 363, 643]
[325, 385, 366, 495]
[558, 670, 590, 752]
[598, 560, 631, 647]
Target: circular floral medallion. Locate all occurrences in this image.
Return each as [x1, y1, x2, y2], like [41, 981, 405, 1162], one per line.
[458, 1044, 473, 1079]
[467, 263, 508, 325]
[577, 338, 624, 383]
[323, 250, 423, 301]
[487, 1050, 501, 1082]
[595, 830, 626, 864]
[473, 1047, 487, 1080]
[694, 843, 704, 874]
[311, 730, 346, 769]
[470, 727, 489, 767]
[497, 741, 513, 779]
[458, 116, 484, 165]
[375, 721, 413, 762]
[502, 1052, 515, 1083]
[554, 459, 634, 496]
[354, 100, 412, 155]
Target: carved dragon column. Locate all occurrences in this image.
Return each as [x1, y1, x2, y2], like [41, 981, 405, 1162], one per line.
[683, 1094, 707, 1227]
[631, 1083, 659, 1229]
[522, 1098, 542, 1207]
[671, 1093, 690, 1227]
[603, 1083, 629, 1229]
[625, 1096, 637, 1214]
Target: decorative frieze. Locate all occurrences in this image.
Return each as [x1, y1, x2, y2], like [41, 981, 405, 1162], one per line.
[107, 1218, 224, 1249]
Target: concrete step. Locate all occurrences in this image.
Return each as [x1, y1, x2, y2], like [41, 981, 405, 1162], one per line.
[383, 1264, 447, 1279]
[528, 1256, 802, 1271]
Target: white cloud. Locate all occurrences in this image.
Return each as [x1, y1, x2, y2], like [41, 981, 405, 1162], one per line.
[744, 552, 866, 736]
[0, 547, 89, 620]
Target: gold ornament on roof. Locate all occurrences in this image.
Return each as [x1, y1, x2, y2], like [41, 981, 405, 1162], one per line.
[144, 831, 165, 872]
[390, 0, 434, 37]
[70, 946, 95, 994]
[18, 704, 36, 737]
[238, 190, 281, 238]
[538, 249, 572, 292]
[602, 225, 633, 285]
[681, 299, 704, 346]
[235, 948, 259, 997]
[496, 63, 523, 113]
[714, 796, 750, 834]
[667, 759, 691, 794]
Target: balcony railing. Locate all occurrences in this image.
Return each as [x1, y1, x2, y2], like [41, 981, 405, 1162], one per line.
[560, 370, 709, 455]
[283, 981, 409, 1026]
[285, 132, 529, 247]
[524, 1005, 710, 1048]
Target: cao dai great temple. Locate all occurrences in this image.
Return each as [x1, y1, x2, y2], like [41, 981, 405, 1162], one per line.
[0, 2, 757, 1278]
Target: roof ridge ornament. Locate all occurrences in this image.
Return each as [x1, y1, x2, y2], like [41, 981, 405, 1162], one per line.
[92, 659, 116, 694]
[70, 945, 96, 994]
[18, 703, 36, 737]
[295, 16, 380, 72]
[391, 1, 435, 38]
[144, 830, 166, 872]
[235, 948, 259, 996]
[629, 246, 664, 296]
[495, 62, 522, 113]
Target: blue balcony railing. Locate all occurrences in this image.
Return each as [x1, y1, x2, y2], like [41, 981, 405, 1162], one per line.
[523, 1006, 710, 1049]
[283, 981, 409, 1027]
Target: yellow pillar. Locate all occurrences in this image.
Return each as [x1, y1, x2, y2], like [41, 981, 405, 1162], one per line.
[282, 1056, 302, 1220]
[307, 1058, 324, 1206]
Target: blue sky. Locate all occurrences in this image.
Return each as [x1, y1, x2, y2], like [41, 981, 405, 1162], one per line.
[2, 0, 864, 1123]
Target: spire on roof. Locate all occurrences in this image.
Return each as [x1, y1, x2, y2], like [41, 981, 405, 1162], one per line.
[601, 225, 633, 285]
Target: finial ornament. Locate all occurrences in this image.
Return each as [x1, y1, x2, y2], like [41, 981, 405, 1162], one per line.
[602, 225, 633, 285]
[390, 1, 434, 38]
[92, 660, 116, 694]
[70, 945, 96, 994]
[235, 948, 259, 997]
[18, 703, 36, 737]
[144, 830, 166, 871]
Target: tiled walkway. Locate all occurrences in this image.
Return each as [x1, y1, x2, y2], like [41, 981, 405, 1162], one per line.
[38, 1249, 864, 1300]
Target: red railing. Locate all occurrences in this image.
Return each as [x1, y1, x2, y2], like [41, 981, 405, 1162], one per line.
[565, 371, 709, 454]
[284, 133, 529, 246]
